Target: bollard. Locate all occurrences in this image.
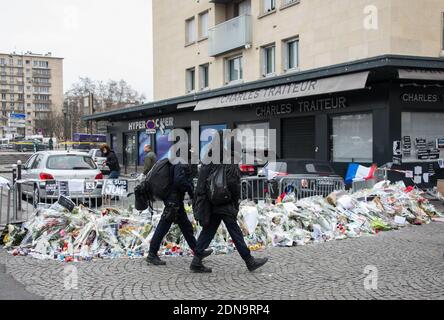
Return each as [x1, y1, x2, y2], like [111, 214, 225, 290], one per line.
[12, 164, 17, 222]
[17, 160, 22, 212]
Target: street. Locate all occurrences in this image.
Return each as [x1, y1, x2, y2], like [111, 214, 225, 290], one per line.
[1, 219, 443, 300]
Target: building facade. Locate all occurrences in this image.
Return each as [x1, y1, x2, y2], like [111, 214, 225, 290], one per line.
[84, 1, 444, 188]
[153, 0, 444, 100]
[0, 52, 64, 138]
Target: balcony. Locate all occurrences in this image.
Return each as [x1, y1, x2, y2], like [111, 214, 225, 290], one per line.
[208, 14, 252, 57]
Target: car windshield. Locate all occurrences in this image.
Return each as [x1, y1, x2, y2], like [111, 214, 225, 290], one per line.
[47, 155, 97, 170]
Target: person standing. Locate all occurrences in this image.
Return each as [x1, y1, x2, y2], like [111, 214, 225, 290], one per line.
[143, 144, 157, 175]
[190, 134, 268, 273]
[48, 137, 54, 150]
[100, 144, 121, 179]
[147, 151, 212, 266]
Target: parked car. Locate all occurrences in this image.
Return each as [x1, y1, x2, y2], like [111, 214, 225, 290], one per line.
[20, 151, 104, 207]
[242, 159, 343, 201]
[15, 139, 49, 152]
[88, 149, 110, 174]
[238, 149, 275, 176]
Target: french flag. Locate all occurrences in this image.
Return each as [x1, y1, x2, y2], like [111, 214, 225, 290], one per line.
[345, 163, 377, 184]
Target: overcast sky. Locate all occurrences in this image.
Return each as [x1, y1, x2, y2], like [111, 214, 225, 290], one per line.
[0, 0, 153, 100]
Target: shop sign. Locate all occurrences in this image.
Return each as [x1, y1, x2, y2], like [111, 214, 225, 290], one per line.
[195, 72, 368, 111]
[256, 97, 348, 117]
[128, 117, 174, 133]
[400, 93, 442, 103]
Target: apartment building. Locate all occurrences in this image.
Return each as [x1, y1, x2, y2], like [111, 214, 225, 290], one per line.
[0, 51, 63, 138]
[86, 0, 444, 187]
[153, 0, 444, 100]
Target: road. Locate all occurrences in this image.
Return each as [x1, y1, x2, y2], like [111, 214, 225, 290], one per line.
[1, 217, 443, 300]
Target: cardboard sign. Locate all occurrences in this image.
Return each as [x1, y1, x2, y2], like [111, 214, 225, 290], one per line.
[45, 181, 57, 195]
[84, 181, 97, 193]
[102, 179, 128, 196]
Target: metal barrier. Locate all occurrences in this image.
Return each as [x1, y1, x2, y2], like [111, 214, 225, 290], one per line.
[240, 176, 271, 202]
[0, 178, 142, 226]
[277, 176, 345, 200]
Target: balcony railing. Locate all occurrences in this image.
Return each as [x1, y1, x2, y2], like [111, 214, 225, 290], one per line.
[208, 14, 252, 57]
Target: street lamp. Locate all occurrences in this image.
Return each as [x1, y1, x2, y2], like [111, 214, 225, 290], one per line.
[63, 108, 68, 150]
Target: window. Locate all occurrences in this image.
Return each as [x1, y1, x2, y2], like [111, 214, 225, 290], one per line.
[331, 113, 373, 163]
[10, 94, 14, 101]
[18, 60, 23, 66]
[226, 55, 243, 84]
[0, 58, 5, 66]
[262, 44, 276, 76]
[18, 94, 24, 100]
[199, 64, 209, 90]
[442, 13, 444, 53]
[199, 11, 209, 40]
[401, 112, 444, 163]
[1, 94, 5, 100]
[263, 0, 276, 13]
[33, 60, 49, 68]
[283, 38, 299, 71]
[186, 67, 195, 93]
[281, 0, 299, 7]
[185, 17, 196, 45]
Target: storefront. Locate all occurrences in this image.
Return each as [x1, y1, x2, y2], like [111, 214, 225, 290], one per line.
[84, 55, 444, 186]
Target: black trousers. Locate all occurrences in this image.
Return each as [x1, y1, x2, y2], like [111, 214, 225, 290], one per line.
[149, 204, 197, 255]
[195, 214, 252, 261]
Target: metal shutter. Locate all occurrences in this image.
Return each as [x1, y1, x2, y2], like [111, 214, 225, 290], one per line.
[282, 116, 316, 159]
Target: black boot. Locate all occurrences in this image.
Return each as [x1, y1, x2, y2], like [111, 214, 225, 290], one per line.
[146, 253, 166, 266]
[246, 256, 269, 272]
[190, 256, 212, 273]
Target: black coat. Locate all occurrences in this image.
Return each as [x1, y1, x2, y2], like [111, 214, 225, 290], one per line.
[167, 164, 194, 204]
[193, 163, 241, 227]
[105, 151, 120, 172]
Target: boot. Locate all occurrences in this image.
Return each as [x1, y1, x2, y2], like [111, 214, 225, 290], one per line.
[246, 256, 269, 272]
[190, 256, 212, 273]
[146, 253, 166, 266]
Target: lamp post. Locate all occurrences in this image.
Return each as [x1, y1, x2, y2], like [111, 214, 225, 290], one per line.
[63, 108, 67, 150]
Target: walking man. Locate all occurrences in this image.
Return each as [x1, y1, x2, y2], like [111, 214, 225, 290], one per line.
[147, 151, 212, 265]
[143, 144, 157, 175]
[190, 133, 268, 273]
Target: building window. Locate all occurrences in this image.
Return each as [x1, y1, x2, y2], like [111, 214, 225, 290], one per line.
[262, 44, 276, 76]
[401, 112, 444, 162]
[225, 55, 243, 84]
[198, 11, 209, 40]
[186, 67, 195, 93]
[10, 94, 14, 101]
[283, 37, 299, 72]
[185, 17, 196, 45]
[199, 64, 209, 90]
[0, 58, 5, 66]
[18, 60, 23, 67]
[281, 0, 299, 7]
[442, 13, 444, 53]
[262, 0, 276, 13]
[1, 94, 6, 100]
[331, 113, 373, 163]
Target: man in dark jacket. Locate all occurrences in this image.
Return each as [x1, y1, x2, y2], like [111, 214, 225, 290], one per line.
[190, 134, 268, 273]
[147, 158, 212, 265]
[100, 144, 121, 179]
[143, 144, 157, 175]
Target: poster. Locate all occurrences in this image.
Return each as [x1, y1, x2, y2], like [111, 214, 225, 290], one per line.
[199, 124, 227, 160]
[102, 179, 128, 196]
[156, 129, 173, 160]
[58, 181, 69, 196]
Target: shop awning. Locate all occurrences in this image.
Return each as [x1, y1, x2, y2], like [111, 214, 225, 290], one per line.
[398, 68, 444, 81]
[194, 71, 369, 111]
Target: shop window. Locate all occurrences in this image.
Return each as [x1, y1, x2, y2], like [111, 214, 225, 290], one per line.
[200, 124, 227, 160]
[138, 131, 152, 165]
[156, 129, 173, 160]
[331, 113, 373, 163]
[236, 122, 270, 151]
[401, 112, 444, 163]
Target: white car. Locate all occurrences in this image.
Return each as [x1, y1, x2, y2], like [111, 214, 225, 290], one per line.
[88, 149, 110, 174]
[20, 151, 104, 207]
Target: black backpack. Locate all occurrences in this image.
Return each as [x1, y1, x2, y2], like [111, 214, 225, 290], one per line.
[206, 165, 232, 206]
[146, 159, 172, 201]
